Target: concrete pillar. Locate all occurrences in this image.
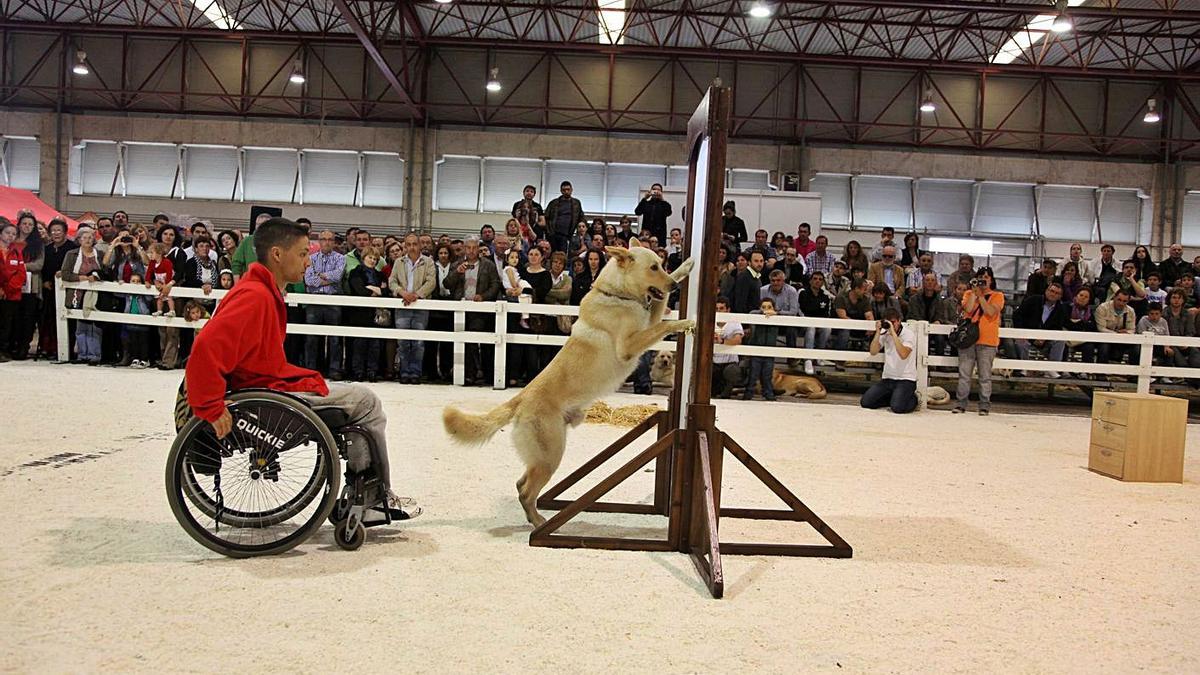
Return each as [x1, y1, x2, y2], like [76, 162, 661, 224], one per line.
[1150, 162, 1185, 252]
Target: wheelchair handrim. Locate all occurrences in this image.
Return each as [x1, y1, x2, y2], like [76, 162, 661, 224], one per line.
[166, 393, 340, 557]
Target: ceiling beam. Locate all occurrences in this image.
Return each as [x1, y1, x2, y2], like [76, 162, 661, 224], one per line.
[326, 0, 422, 119]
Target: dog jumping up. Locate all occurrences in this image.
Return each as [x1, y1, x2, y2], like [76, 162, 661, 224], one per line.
[443, 240, 695, 526]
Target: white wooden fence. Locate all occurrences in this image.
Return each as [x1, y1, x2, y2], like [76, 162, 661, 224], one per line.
[56, 279, 1200, 405]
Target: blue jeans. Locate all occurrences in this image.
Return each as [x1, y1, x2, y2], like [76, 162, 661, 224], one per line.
[861, 378, 917, 413]
[394, 309, 429, 378]
[77, 321, 102, 362]
[304, 305, 342, 374]
[806, 326, 831, 351]
[743, 356, 776, 399]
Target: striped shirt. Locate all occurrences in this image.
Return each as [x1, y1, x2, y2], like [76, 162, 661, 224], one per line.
[304, 250, 345, 294]
[804, 250, 836, 276]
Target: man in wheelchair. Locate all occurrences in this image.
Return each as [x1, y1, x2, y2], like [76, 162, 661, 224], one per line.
[186, 217, 420, 520]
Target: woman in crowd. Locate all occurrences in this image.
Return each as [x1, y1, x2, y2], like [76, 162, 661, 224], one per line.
[104, 228, 147, 282]
[347, 246, 386, 382]
[570, 257, 585, 278]
[38, 219, 76, 358]
[516, 246, 552, 383]
[379, 240, 404, 379]
[0, 222, 25, 362]
[1063, 287, 1097, 376]
[771, 231, 789, 261]
[423, 243, 456, 383]
[215, 230, 240, 271]
[541, 250, 572, 367]
[841, 239, 869, 275]
[569, 221, 589, 256]
[570, 247, 604, 305]
[1130, 245, 1157, 283]
[131, 224, 153, 250]
[1055, 261, 1084, 301]
[604, 223, 619, 247]
[899, 232, 925, 268]
[953, 266, 1004, 415]
[154, 225, 187, 282]
[11, 212, 45, 359]
[59, 227, 104, 365]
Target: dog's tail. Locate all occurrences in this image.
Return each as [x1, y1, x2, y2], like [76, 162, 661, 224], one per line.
[442, 395, 522, 445]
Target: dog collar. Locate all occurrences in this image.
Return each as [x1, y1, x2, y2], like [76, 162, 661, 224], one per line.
[593, 285, 651, 309]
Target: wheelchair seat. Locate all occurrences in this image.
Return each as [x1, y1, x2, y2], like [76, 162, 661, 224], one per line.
[315, 408, 351, 430]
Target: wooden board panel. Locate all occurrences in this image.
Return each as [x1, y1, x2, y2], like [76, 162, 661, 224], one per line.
[1089, 444, 1125, 479]
[1123, 399, 1187, 483]
[1092, 393, 1130, 425]
[1090, 418, 1128, 452]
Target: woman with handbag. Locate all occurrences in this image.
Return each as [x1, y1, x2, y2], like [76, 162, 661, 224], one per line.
[347, 246, 386, 382]
[953, 267, 1005, 415]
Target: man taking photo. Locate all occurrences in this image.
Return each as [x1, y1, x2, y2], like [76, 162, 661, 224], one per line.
[859, 308, 918, 414]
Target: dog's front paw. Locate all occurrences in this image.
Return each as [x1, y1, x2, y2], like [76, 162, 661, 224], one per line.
[671, 258, 695, 280]
[676, 319, 697, 335]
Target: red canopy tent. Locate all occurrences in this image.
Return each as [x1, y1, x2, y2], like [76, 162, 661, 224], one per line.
[0, 186, 81, 234]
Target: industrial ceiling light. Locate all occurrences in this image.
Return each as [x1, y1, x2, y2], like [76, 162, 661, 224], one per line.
[288, 62, 305, 85]
[1144, 98, 1161, 124]
[920, 95, 936, 113]
[748, 2, 771, 19]
[486, 67, 502, 93]
[72, 50, 89, 76]
[1050, 0, 1072, 33]
[434, 0, 453, 3]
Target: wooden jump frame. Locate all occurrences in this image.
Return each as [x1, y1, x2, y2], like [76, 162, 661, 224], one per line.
[529, 85, 852, 598]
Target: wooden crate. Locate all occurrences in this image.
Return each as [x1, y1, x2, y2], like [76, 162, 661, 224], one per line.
[1089, 392, 1187, 483]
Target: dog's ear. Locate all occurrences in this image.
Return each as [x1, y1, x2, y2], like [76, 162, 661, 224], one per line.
[628, 237, 643, 248]
[605, 246, 633, 266]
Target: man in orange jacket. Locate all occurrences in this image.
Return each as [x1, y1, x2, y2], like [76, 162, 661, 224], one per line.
[186, 217, 418, 516]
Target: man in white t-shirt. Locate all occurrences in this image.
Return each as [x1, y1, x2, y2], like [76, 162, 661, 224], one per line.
[712, 296, 744, 399]
[859, 308, 918, 413]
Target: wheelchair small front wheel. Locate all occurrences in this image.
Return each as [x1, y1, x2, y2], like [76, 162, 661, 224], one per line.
[334, 519, 365, 551]
[166, 390, 341, 558]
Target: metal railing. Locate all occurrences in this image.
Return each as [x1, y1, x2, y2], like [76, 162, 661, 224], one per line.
[56, 279, 1200, 406]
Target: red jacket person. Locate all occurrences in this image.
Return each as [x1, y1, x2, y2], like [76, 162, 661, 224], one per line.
[186, 217, 418, 515]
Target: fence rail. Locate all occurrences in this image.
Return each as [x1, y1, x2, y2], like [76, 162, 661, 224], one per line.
[55, 279, 1200, 405]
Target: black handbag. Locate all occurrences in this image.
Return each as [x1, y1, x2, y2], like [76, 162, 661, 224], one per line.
[948, 307, 982, 350]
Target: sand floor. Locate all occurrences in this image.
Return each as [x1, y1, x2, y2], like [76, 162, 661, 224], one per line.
[1, 360, 1198, 673]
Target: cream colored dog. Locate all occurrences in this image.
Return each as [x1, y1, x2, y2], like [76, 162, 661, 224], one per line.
[771, 368, 827, 399]
[443, 240, 696, 526]
[649, 349, 676, 386]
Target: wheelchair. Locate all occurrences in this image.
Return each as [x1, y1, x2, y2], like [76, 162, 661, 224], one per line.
[166, 387, 401, 557]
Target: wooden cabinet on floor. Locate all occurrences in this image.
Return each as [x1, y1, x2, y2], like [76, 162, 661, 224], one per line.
[1089, 392, 1187, 483]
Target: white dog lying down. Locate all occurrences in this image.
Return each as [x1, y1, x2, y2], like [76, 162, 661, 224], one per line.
[443, 240, 695, 526]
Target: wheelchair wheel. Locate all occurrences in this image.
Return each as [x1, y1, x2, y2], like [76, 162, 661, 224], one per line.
[165, 390, 341, 558]
[334, 519, 365, 551]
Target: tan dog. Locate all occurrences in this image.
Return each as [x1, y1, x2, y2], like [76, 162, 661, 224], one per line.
[771, 368, 827, 399]
[649, 349, 676, 386]
[443, 239, 696, 526]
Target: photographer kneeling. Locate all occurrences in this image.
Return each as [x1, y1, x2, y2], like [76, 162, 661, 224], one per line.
[859, 308, 918, 414]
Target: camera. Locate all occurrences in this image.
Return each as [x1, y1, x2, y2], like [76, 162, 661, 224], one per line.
[120, 236, 133, 244]
[970, 278, 985, 287]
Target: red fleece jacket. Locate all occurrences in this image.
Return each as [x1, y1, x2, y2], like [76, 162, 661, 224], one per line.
[186, 262, 328, 422]
[0, 245, 26, 301]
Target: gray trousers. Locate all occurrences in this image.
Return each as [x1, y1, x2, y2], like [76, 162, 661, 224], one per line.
[297, 383, 392, 489]
[956, 344, 997, 409]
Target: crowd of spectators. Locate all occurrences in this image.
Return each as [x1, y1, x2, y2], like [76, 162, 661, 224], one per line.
[3, 181, 1200, 407]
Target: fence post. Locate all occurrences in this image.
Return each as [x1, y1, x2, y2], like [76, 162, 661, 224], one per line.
[493, 300, 508, 390]
[55, 278, 70, 362]
[1136, 332, 1154, 395]
[453, 309, 466, 386]
[913, 320, 930, 410]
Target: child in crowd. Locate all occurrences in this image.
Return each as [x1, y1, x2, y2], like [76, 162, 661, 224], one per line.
[122, 273, 152, 369]
[1144, 272, 1167, 306]
[145, 243, 176, 317]
[742, 297, 780, 401]
[1137, 301, 1170, 372]
[183, 300, 210, 326]
[501, 248, 532, 326]
[218, 269, 235, 291]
